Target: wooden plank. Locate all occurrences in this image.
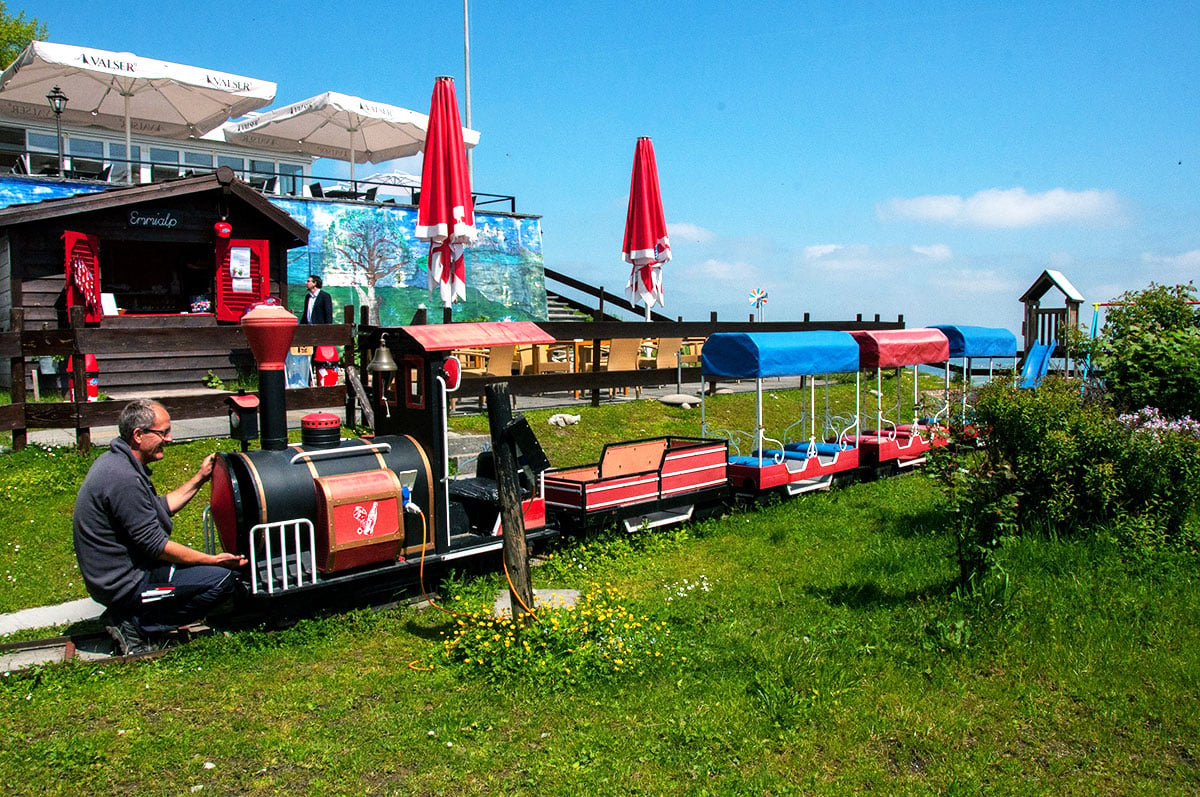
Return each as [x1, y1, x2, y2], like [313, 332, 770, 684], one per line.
[6, 385, 346, 434]
[0, 403, 23, 428]
[457, 367, 704, 398]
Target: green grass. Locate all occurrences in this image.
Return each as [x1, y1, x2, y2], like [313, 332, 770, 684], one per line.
[2, 475, 1198, 794]
[2, 385, 1198, 792]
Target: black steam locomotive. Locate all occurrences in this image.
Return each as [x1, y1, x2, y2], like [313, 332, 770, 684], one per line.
[206, 306, 558, 602]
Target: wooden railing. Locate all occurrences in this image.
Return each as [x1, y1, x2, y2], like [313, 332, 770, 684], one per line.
[3, 307, 905, 452]
[362, 315, 906, 408]
[1, 307, 353, 453]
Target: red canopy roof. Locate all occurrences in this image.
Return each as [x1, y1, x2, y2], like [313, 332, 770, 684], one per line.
[850, 328, 950, 368]
[399, 321, 554, 351]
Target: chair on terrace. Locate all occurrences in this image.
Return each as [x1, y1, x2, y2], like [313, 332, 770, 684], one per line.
[458, 345, 518, 409]
[595, 337, 644, 397]
[638, 337, 684, 370]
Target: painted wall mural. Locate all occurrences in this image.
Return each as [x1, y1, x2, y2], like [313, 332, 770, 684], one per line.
[0, 177, 549, 325]
[273, 198, 548, 326]
[0, 176, 108, 207]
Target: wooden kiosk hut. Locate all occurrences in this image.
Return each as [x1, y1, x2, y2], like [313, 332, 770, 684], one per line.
[1019, 269, 1083, 359]
[0, 166, 308, 393]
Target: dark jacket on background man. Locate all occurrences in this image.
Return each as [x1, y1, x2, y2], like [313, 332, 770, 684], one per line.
[302, 289, 333, 324]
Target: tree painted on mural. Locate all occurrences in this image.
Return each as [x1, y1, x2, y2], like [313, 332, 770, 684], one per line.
[323, 209, 413, 325]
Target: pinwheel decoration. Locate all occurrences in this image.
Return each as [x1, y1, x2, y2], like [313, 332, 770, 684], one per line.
[749, 289, 768, 321]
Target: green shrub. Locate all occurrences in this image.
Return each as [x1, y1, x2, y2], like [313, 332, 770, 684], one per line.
[972, 378, 1200, 545]
[926, 445, 1019, 588]
[1083, 282, 1200, 417]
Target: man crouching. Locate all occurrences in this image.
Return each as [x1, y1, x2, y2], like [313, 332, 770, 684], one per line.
[73, 399, 247, 655]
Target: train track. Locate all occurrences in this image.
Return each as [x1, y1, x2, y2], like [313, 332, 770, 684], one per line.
[0, 626, 210, 673]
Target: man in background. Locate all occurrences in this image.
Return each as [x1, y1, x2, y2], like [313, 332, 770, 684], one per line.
[73, 399, 246, 655]
[301, 274, 333, 324]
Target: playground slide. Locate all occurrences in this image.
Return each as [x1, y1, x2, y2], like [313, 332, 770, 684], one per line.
[1018, 340, 1055, 389]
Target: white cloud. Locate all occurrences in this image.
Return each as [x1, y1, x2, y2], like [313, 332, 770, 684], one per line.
[911, 244, 952, 261]
[668, 221, 716, 244]
[928, 268, 1017, 296]
[803, 244, 843, 259]
[878, 187, 1122, 228]
[795, 243, 908, 275]
[691, 258, 765, 284]
[1141, 249, 1200, 272]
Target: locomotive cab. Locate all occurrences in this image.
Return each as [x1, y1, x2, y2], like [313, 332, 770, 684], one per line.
[369, 322, 556, 551]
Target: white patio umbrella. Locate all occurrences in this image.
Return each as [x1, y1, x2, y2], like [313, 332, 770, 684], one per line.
[0, 41, 276, 181]
[223, 91, 480, 185]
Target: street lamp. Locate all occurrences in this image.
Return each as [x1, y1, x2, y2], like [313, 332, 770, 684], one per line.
[45, 85, 67, 175]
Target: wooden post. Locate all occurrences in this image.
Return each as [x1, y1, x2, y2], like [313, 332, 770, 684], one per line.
[9, 309, 26, 451]
[358, 305, 371, 395]
[442, 306, 452, 325]
[342, 305, 357, 428]
[484, 382, 534, 623]
[591, 291, 604, 407]
[69, 306, 90, 454]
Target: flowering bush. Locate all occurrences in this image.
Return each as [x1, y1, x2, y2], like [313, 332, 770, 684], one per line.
[1117, 406, 1200, 441]
[441, 582, 693, 687]
[971, 379, 1200, 546]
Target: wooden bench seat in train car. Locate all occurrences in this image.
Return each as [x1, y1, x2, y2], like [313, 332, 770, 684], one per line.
[543, 438, 727, 523]
[544, 439, 669, 515]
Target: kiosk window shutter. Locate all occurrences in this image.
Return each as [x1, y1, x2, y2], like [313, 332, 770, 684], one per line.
[215, 238, 270, 322]
[63, 231, 101, 323]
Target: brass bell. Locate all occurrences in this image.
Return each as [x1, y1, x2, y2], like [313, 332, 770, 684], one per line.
[368, 333, 398, 374]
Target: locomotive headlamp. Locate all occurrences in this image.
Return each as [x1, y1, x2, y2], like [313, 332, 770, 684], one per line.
[440, 355, 461, 392]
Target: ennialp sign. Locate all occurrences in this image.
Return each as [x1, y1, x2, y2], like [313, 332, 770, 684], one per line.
[127, 210, 178, 229]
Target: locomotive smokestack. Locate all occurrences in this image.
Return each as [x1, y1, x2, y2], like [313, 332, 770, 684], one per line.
[240, 304, 298, 451]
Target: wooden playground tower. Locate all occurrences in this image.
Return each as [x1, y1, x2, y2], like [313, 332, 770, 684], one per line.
[1019, 269, 1083, 362]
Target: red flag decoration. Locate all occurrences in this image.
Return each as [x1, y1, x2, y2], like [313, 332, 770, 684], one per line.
[417, 76, 476, 308]
[622, 137, 671, 317]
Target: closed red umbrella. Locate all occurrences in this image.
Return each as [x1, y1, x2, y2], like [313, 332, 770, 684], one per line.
[417, 76, 476, 309]
[623, 137, 671, 320]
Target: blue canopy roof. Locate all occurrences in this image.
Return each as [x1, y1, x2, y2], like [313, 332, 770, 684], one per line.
[931, 325, 1017, 358]
[701, 331, 860, 378]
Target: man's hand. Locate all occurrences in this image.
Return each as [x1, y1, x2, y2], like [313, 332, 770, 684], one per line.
[212, 551, 248, 569]
[197, 454, 215, 482]
[167, 453, 216, 513]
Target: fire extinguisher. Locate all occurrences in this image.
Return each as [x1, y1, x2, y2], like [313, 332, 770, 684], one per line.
[67, 354, 99, 402]
[313, 345, 340, 386]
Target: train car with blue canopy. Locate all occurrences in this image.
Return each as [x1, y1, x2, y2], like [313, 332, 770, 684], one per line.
[931, 324, 1018, 437]
[701, 331, 862, 496]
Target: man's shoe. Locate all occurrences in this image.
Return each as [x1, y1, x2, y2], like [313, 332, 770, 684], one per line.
[101, 609, 157, 656]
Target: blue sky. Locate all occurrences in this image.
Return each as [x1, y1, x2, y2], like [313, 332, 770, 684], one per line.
[23, 0, 1200, 331]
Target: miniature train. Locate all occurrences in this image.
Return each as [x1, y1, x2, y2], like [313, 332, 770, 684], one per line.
[204, 308, 1016, 602]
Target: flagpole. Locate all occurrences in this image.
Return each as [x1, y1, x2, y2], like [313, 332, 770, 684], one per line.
[463, 0, 473, 180]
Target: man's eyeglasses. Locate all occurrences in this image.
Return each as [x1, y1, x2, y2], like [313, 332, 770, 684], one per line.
[140, 427, 172, 438]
